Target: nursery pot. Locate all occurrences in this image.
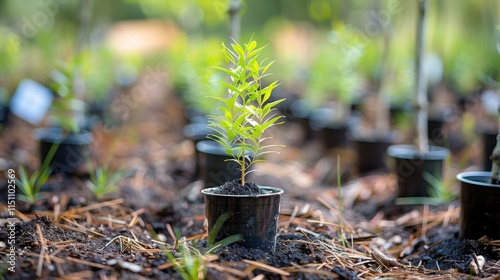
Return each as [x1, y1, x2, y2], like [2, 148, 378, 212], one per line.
[387, 145, 449, 198]
[184, 123, 212, 179]
[290, 99, 314, 143]
[457, 171, 500, 240]
[35, 127, 93, 175]
[201, 186, 283, 252]
[0, 104, 10, 129]
[351, 133, 395, 174]
[314, 123, 349, 149]
[196, 140, 251, 189]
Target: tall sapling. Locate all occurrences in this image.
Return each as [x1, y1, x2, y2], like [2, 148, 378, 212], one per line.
[207, 39, 285, 190]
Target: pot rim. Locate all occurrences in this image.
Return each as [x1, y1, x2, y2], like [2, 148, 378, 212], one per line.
[201, 186, 284, 197]
[387, 144, 449, 160]
[456, 171, 500, 187]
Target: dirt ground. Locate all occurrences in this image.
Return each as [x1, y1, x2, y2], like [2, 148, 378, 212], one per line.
[0, 85, 499, 279]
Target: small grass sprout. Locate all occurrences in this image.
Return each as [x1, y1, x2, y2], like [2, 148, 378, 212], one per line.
[207, 38, 285, 186]
[15, 143, 59, 206]
[86, 165, 128, 201]
[16, 165, 51, 206]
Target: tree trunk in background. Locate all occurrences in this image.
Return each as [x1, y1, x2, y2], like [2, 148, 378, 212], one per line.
[415, 0, 429, 154]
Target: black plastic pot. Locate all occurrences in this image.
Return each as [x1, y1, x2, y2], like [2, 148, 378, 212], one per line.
[315, 123, 349, 149]
[0, 104, 10, 129]
[201, 186, 283, 252]
[457, 171, 500, 240]
[196, 140, 251, 189]
[184, 123, 212, 179]
[351, 133, 395, 174]
[427, 118, 446, 146]
[35, 127, 93, 175]
[290, 99, 314, 143]
[387, 145, 449, 198]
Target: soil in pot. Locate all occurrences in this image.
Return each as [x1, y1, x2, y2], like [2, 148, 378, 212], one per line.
[457, 171, 500, 240]
[201, 180, 283, 252]
[35, 127, 93, 175]
[387, 144, 449, 198]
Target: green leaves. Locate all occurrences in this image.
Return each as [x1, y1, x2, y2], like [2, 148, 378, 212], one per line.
[207, 38, 285, 185]
[50, 60, 84, 134]
[86, 164, 129, 201]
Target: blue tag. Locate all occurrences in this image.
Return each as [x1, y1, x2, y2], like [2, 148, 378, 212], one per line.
[10, 79, 53, 125]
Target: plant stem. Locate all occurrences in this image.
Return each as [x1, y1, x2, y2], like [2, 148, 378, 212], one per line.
[74, 0, 93, 131]
[415, 0, 429, 154]
[228, 0, 241, 41]
[241, 157, 245, 186]
[490, 117, 500, 184]
[375, 2, 391, 135]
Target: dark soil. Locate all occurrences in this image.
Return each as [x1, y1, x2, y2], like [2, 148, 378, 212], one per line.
[206, 179, 260, 196]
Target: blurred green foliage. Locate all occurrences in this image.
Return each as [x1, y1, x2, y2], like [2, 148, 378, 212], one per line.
[0, 0, 497, 103]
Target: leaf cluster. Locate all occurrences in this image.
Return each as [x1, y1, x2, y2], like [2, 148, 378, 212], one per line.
[50, 60, 85, 134]
[86, 164, 128, 201]
[207, 39, 285, 185]
[171, 37, 227, 115]
[15, 143, 59, 206]
[307, 24, 364, 108]
[162, 213, 241, 280]
[16, 165, 51, 206]
[79, 47, 116, 103]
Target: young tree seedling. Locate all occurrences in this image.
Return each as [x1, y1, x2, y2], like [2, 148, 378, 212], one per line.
[207, 38, 285, 187]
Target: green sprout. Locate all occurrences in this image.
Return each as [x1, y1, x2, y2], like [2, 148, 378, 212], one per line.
[207, 38, 285, 186]
[86, 164, 128, 201]
[165, 241, 209, 280]
[16, 165, 51, 206]
[158, 213, 241, 280]
[16, 143, 59, 206]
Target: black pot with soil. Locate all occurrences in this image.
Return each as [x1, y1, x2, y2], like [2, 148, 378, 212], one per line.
[35, 127, 93, 175]
[456, 171, 500, 240]
[201, 181, 283, 252]
[387, 144, 449, 198]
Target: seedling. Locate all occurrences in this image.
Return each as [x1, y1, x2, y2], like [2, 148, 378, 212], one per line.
[16, 143, 59, 206]
[207, 38, 285, 186]
[156, 214, 242, 280]
[86, 163, 128, 201]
